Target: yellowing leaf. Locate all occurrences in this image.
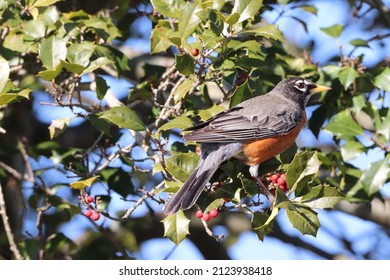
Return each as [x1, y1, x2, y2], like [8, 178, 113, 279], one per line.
[70, 176, 100, 190]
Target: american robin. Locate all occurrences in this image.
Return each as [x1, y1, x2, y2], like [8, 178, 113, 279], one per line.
[163, 77, 331, 215]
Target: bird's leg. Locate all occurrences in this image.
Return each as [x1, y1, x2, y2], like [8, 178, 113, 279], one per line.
[249, 165, 275, 199]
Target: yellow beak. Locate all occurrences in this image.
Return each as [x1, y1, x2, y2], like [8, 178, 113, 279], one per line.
[310, 84, 332, 94]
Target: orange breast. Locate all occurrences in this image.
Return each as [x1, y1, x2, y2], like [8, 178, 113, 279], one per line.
[242, 112, 306, 166]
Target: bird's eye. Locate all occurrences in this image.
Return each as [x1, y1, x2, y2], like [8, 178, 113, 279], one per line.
[296, 82, 305, 89]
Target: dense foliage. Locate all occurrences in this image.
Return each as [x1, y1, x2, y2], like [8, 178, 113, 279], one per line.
[0, 0, 389, 259]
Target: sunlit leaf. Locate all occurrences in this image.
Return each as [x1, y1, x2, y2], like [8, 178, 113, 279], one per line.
[99, 106, 145, 131]
[69, 176, 100, 190]
[162, 210, 190, 245]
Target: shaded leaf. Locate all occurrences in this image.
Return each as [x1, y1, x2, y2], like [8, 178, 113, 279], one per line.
[175, 54, 194, 76]
[286, 206, 320, 236]
[251, 208, 277, 241]
[165, 152, 199, 182]
[173, 78, 195, 103]
[96, 76, 109, 100]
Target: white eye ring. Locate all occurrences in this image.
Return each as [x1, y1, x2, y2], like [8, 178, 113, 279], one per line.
[296, 82, 305, 89]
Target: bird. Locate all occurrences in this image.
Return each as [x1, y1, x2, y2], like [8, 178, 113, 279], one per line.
[163, 77, 331, 215]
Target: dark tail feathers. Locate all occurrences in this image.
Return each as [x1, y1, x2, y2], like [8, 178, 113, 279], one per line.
[163, 164, 219, 215]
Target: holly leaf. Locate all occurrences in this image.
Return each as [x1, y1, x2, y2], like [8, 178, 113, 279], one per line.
[286, 206, 320, 236]
[165, 153, 199, 182]
[299, 185, 345, 209]
[339, 67, 359, 90]
[232, 0, 264, 24]
[99, 106, 145, 131]
[374, 67, 390, 93]
[251, 208, 277, 241]
[48, 117, 72, 139]
[325, 109, 364, 140]
[158, 115, 194, 132]
[162, 210, 190, 245]
[286, 151, 320, 196]
[241, 24, 284, 42]
[0, 56, 10, 93]
[39, 36, 67, 69]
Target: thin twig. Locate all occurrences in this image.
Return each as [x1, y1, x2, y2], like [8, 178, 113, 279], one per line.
[0, 182, 23, 260]
[201, 218, 224, 242]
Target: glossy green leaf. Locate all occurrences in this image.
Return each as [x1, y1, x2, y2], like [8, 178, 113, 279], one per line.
[232, 0, 264, 24]
[32, 0, 63, 7]
[82, 57, 114, 75]
[320, 24, 343, 38]
[39, 36, 67, 69]
[374, 67, 390, 93]
[0, 89, 30, 106]
[158, 115, 193, 132]
[341, 140, 365, 161]
[151, 0, 186, 18]
[178, 1, 202, 41]
[325, 110, 364, 139]
[173, 78, 195, 103]
[60, 60, 85, 74]
[359, 155, 390, 196]
[165, 152, 199, 182]
[286, 151, 320, 196]
[162, 210, 190, 246]
[99, 106, 145, 131]
[286, 206, 320, 236]
[299, 185, 344, 209]
[241, 24, 284, 41]
[339, 67, 359, 90]
[67, 42, 95, 67]
[0, 56, 10, 93]
[37, 65, 63, 80]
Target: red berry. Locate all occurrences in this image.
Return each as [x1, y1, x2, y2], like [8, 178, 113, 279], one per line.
[84, 209, 93, 217]
[90, 211, 100, 221]
[202, 213, 211, 222]
[280, 173, 286, 179]
[277, 177, 286, 187]
[86, 195, 94, 203]
[271, 174, 280, 183]
[191, 48, 200, 56]
[196, 209, 203, 219]
[209, 209, 218, 218]
[280, 184, 289, 193]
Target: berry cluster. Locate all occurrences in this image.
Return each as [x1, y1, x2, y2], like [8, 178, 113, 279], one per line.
[195, 208, 219, 222]
[266, 172, 289, 195]
[83, 195, 100, 221]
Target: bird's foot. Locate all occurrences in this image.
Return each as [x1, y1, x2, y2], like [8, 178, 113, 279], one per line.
[253, 176, 275, 200]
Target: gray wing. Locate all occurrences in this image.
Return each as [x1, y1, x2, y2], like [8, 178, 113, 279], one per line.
[183, 95, 302, 143]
